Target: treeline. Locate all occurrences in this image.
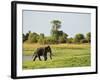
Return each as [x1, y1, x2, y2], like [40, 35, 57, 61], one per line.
[23, 31, 90, 44]
[23, 20, 91, 44]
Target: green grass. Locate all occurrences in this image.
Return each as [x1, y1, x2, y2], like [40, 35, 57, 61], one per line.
[22, 43, 91, 69]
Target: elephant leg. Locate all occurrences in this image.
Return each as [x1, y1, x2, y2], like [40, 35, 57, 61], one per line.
[44, 56, 47, 61]
[38, 56, 42, 61]
[33, 55, 37, 61]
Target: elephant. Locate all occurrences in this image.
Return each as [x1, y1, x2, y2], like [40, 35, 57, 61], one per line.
[32, 45, 52, 61]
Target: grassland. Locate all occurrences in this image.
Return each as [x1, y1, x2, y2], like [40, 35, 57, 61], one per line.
[22, 43, 91, 69]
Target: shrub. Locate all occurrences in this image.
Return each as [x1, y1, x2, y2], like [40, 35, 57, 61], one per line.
[80, 39, 88, 43]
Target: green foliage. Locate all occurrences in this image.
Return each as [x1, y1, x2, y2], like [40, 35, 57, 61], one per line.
[51, 30, 60, 41]
[28, 32, 39, 43]
[67, 37, 74, 43]
[40, 33, 44, 38]
[50, 20, 69, 44]
[74, 34, 85, 43]
[58, 33, 68, 43]
[44, 37, 57, 44]
[80, 39, 88, 43]
[86, 32, 91, 43]
[51, 20, 62, 41]
[58, 36, 65, 43]
[51, 20, 61, 31]
[38, 38, 44, 44]
[38, 33, 45, 44]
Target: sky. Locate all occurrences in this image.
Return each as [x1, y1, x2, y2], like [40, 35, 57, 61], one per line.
[23, 10, 91, 37]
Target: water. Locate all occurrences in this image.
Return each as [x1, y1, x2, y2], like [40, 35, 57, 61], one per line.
[23, 55, 32, 61]
[23, 55, 45, 61]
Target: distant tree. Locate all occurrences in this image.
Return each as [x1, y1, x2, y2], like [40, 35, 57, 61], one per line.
[25, 33, 29, 40]
[80, 39, 88, 43]
[38, 33, 45, 44]
[44, 37, 57, 44]
[40, 33, 44, 38]
[50, 20, 69, 44]
[58, 33, 68, 43]
[50, 20, 61, 41]
[58, 36, 65, 43]
[74, 33, 85, 43]
[51, 30, 59, 41]
[22, 32, 30, 42]
[67, 37, 74, 43]
[28, 30, 31, 33]
[28, 32, 39, 43]
[51, 20, 61, 31]
[58, 31, 63, 36]
[86, 32, 91, 43]
[63, 33, 68, 39]
[23, 34, 26, 42]
[28, 32, 32, 43]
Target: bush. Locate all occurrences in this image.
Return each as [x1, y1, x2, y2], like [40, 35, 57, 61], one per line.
[58, 36, 66, 43]
[45, 37, 57, 44]
[38, 38, 45, 44]
[80, 39, 88, 43]
[86, 32, 91, 43]
[67, 38, 74, 43]
[28, 32, 39, 43]
[38, 33, 45, 44]
[74, 34, 85, 43]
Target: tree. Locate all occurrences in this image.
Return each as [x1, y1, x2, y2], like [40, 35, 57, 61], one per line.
[74, 33, 85, 43]
[22, 31, 30, 42]
[25, 33, 29, 40]
[58, 33, 68, 43]
[22, 33, 29, 42]
[51, 30, 59, 41]
[86, 32, 91, 43]
[23, 34, 26, 42]
[67, 37, 74, 43]
[51, 20, 61, 31]
[28, 32, 39, 43]
[38, 33, 45, 44]
[50, 20, 62, 43]
[80, 39, 88, 43]
[51, 20, 61, 36]
[40, 33, 44, 38]
[44, 37, 57, 44]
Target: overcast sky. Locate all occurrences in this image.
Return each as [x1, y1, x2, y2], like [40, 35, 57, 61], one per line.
[23, 10, 91, 37]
